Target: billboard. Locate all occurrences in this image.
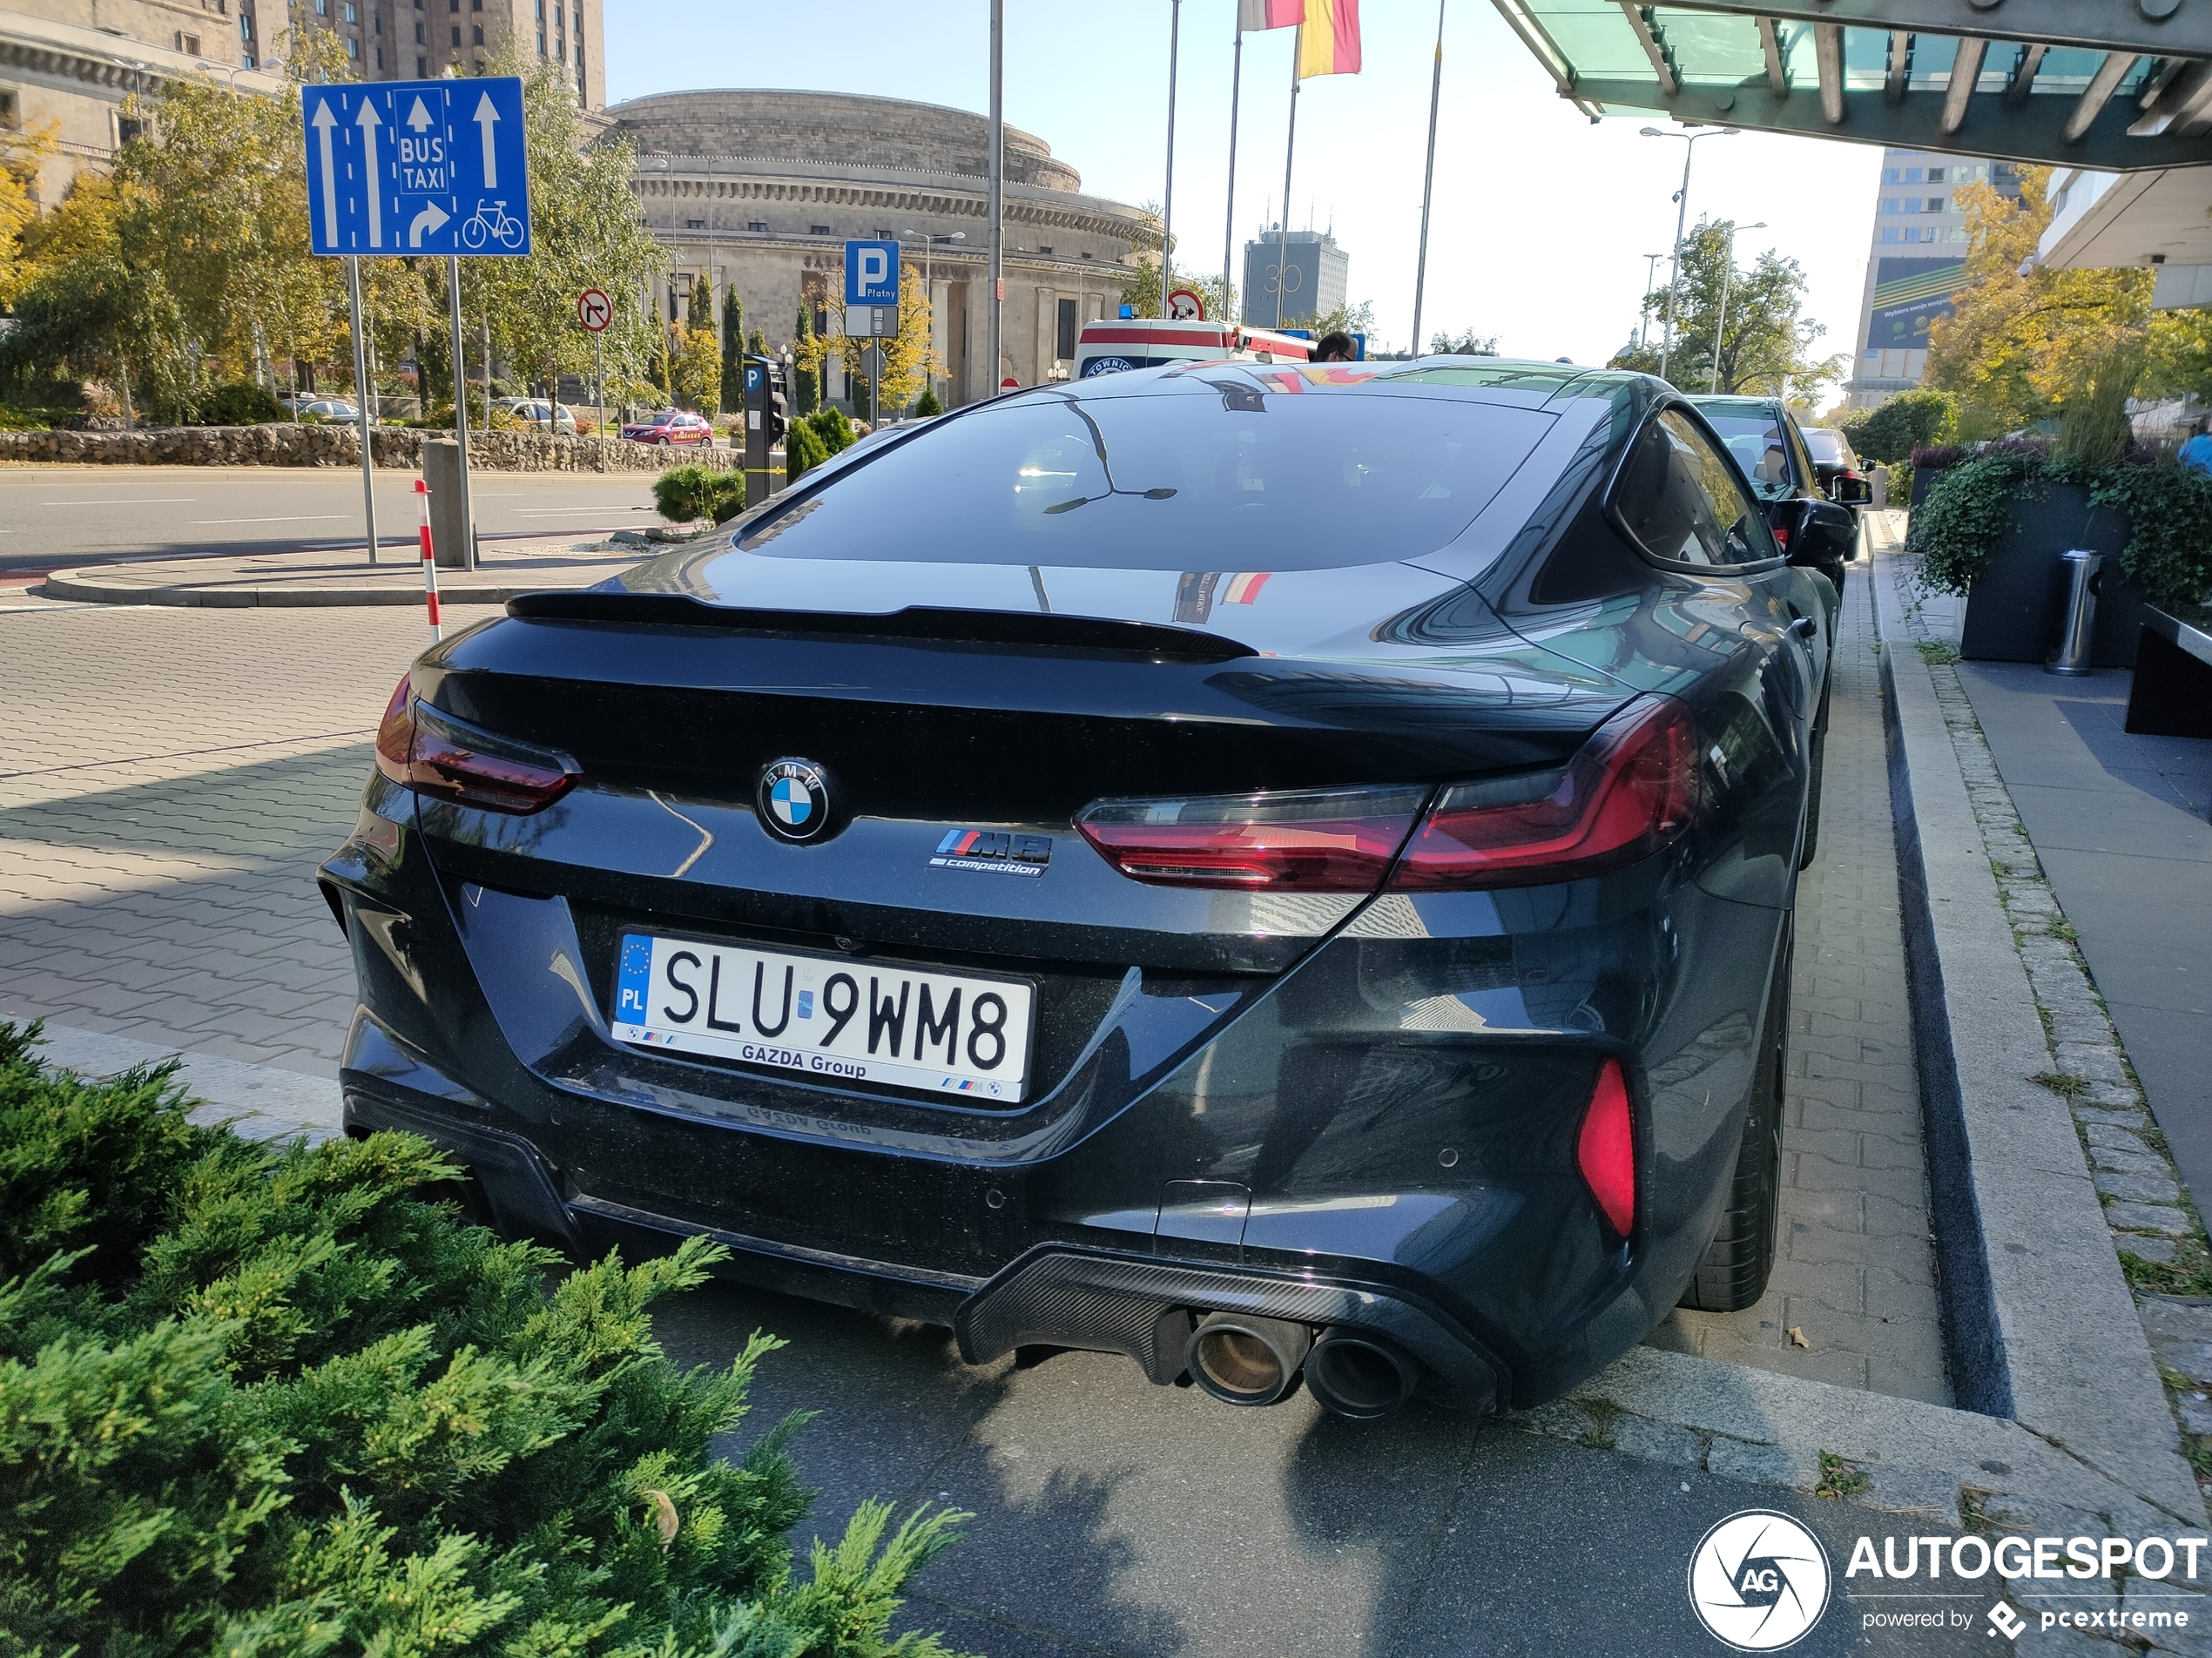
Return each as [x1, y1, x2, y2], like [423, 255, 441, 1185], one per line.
[1866, 258, 1967, 352]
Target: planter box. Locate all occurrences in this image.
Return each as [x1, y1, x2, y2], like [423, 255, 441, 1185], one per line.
[1909, 463, 1953, 511]
[1959, 482, 2149, 670]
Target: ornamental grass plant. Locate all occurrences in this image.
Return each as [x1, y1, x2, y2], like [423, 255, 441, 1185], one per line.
[0, 1020, 969, 1657]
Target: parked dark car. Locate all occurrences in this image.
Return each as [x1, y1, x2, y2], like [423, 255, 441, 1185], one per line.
[323, 361, 1834, 1424]
[1689, 394, 1863, 599]
[1797, 425, 1872, 509]
[620, 408, 715, 447]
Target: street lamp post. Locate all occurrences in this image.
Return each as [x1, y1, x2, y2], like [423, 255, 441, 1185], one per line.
[1638, 252, 1665, 349]
[1710, 220, 1767, 394]
[901, 229, 965, 408]
[1639, 125, 1737, 384]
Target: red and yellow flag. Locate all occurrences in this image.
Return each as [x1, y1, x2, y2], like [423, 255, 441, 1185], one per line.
[1297, 0, 1361, 77]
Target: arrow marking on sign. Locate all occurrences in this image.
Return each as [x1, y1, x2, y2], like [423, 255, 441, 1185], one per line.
[473, 91, 500, 189]
[406, 95, 434, 131]
[408, 200, 449, 248]
[310, 98, 340, 247]
[355, 99, 383, 248]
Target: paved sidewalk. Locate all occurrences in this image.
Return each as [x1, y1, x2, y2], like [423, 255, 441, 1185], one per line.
[1650, 557, 1948, 1403]
[41, 532, 670, 607]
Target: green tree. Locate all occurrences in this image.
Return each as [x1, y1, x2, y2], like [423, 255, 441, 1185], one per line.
[1429, 327, 1499, 355]
[1611, 222, 1843, 402]
[471, 48, 664, 415]
[792, 300, 819, 414]
[1925, 168, 2152, 438]
[721, 283, 746, 411]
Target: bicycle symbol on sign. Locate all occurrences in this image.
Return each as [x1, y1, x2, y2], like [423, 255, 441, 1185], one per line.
[461, 200, 525, 251]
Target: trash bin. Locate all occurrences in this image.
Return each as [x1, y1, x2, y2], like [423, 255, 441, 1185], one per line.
[2047, 549, 2101, 677]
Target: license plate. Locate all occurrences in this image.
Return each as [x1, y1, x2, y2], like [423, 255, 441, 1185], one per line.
[610, 933, 1035, 1102]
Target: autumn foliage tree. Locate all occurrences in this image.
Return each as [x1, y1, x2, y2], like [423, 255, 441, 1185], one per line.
[1611, 220, 1843, 401]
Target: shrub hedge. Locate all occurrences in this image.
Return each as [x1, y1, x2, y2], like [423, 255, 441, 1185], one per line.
[0, 1020, 968, 1657]
[654, 463, 745, 526]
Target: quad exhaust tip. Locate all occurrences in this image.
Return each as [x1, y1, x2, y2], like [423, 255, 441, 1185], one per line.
[1184, 1314, 1420, 1419]
[1186, 1311, 1312, 1407]
[1304, 1331, 1418, 1421]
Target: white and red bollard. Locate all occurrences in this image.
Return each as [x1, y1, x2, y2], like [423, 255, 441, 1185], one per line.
[414, 476, 442, 641]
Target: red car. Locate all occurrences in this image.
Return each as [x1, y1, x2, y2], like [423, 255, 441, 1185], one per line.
[620, 409, 715, 447]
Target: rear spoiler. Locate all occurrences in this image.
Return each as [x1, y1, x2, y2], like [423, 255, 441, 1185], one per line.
[502, 591, 1258, 664]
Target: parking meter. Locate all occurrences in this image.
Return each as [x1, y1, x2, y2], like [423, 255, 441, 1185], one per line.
[744, 355, 787, 507]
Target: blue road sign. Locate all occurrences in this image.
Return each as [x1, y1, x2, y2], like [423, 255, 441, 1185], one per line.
[845, 239, 899, 306]
[303, 77, 530, 258]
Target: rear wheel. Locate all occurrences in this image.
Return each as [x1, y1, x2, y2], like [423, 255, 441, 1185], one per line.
[1679, 918, 1791, 1312]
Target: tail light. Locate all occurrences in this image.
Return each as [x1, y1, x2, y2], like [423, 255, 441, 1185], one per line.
[1576, 1058, 1635, 1237]
[1076, 783, 1427, 890]
[1386, 697, 1699, 890]
[374, 673, 577, 814]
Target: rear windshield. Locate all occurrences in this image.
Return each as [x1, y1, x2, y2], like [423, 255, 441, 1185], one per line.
[737, 387, 1553, 570]
[1801, 428, 1852, 465]
[1699, 409, 1794, 501]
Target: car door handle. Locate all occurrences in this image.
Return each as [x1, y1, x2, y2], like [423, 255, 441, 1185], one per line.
[1786, 616, 1817, 642]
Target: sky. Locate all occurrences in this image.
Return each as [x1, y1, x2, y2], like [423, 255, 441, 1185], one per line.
[602, 1, 1886, 399]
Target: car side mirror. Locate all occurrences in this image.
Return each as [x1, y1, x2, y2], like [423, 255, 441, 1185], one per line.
[1767, 497, 1811, 556]
[1831, 475, 1872, 506]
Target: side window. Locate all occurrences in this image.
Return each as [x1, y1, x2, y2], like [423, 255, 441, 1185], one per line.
[1784, 419, 1824, 501]
[1614, 408, 1776, 569]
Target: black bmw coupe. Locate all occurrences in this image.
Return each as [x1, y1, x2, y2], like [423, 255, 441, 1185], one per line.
[322, 359, 1838, 1422]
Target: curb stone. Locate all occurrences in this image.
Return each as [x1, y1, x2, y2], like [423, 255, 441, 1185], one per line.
[26, 1021, 341, 1145]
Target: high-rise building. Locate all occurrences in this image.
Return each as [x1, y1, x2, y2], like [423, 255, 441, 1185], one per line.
[0, 0, 602, 209]
[1242, 227, 1347, 329]
[1844, 147, 2023, 413]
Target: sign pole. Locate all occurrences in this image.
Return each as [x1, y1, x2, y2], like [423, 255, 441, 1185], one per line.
[594, 331, 604, 463]
[346, 255, 381, 565]
[446, 254, 477, 573]
[1161, 0, 1180, 318]
[987, 0, 1003, 396]
[1223, 18, 1243, 321]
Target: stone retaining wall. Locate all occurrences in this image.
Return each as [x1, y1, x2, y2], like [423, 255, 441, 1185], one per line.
[0, 424, 736, 472]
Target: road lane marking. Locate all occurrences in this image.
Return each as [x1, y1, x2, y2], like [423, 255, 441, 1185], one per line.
[40, 498, 199, 506]
[189, 515, 352, 524]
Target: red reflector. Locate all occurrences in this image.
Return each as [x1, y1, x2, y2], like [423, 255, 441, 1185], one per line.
[1772, 523, 1790, 550]
[1577, 1058, 1635, 1237]
[1386, 697, 1699, 890]
[372, 671, 574, 815]
[1076, 784, 1427, 890]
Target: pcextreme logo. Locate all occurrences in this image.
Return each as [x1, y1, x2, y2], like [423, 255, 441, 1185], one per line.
[1688, 1510, 1833, 1650]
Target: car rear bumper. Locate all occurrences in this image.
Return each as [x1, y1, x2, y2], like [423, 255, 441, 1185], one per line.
[322, 778, 1787, 1414]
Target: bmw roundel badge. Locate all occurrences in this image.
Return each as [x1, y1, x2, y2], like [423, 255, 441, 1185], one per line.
[757, 758, 834, 843]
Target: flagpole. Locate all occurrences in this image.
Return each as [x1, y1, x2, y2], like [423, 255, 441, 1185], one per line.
[1410, 1, 1446, 360]
[1161, 0, 1181, 316]
[1223, 19, 1243, 320]
[1276, 25, 1299, 329]
[987, 0, 1003, 393]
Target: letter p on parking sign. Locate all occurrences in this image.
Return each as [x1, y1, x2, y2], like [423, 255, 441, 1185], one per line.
[846, 239, 899, 306]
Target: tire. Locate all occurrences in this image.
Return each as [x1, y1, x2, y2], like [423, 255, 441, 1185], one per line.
[498, 217, 523, 249]
[1797, 671, 1832, 872]
[461, 216, 487, 251]
[1678, 917, 1791, 1312]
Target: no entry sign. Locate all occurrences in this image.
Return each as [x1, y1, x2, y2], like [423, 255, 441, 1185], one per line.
[577, 288, 611, 332]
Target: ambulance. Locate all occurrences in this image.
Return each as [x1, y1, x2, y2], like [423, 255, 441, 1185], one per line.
[1071, 316, 1315, 381]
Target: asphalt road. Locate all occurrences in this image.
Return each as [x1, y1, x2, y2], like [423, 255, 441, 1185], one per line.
[0, 464, 663, 572]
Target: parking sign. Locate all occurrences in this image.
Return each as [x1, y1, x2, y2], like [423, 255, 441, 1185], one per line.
[302, 77, 530, 257]
[845, 239, 900, 306]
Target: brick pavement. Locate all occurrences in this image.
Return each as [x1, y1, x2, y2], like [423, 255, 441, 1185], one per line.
[0, 585, 1948, 1400]
[0, 604, 421, 1079]
[1649, 560, 1950, 1404]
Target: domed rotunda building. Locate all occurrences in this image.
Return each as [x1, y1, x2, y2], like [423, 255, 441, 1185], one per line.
[608, 89, 1158, 406]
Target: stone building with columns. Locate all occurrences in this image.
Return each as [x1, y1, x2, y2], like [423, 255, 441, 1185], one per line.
[608, 89, 1157, 407]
